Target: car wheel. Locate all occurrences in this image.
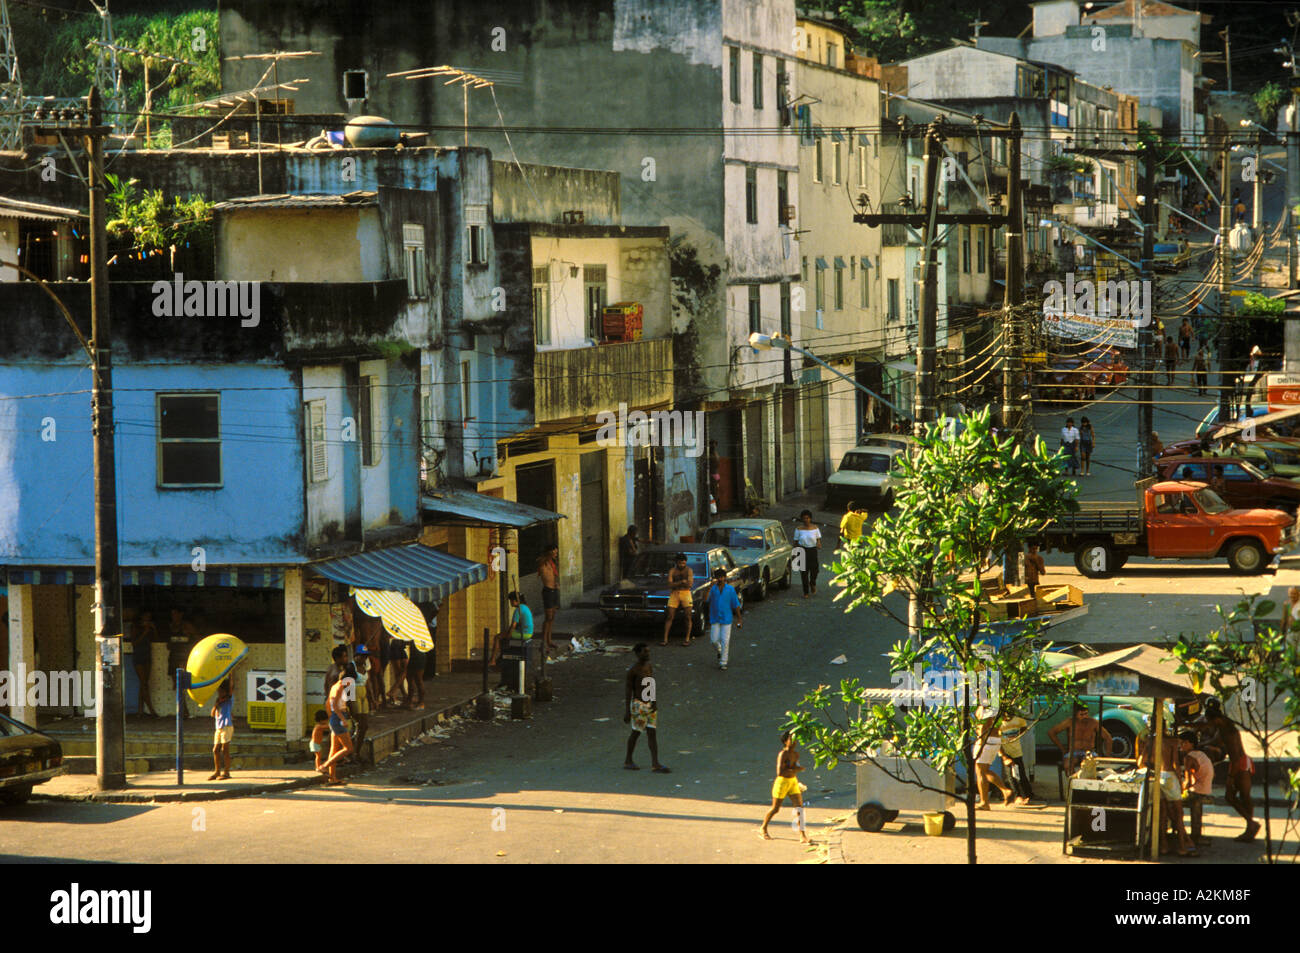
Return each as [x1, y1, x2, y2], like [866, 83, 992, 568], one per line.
[882, 490, 895, 510]
[755, 570, 769, 601]
[857, 803, 886, 832]
[0, 784, 32, 805]
[1074, 540, 1115, 578]
[778, 562, 792, 590]
[1104, 721, 1136, 760]
[1226, 539, 1267, 574]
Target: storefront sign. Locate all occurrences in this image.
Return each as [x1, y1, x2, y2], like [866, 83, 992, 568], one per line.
[1042, 311, 1137, 349]
[1086, 668, 1140, 697]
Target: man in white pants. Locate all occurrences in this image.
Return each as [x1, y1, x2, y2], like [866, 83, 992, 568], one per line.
[704, 568, 743, 670]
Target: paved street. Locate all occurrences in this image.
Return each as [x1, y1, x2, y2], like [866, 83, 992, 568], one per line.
[3, 382, 1292, 865]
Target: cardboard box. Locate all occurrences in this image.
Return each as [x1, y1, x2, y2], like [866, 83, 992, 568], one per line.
[1035, 584, 1084, 614]
[988, 596, 1038, 619]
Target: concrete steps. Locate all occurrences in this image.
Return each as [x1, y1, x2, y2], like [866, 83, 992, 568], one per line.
[64, 752, 313, 774]
[50, 730, 309, 774]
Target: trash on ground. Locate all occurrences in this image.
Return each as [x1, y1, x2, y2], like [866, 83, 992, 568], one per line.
[829, 654, 848, 665]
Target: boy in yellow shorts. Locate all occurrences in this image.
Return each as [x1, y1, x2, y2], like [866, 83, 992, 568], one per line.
[661, 553, 695, 646]
[761, 731, 809, 842]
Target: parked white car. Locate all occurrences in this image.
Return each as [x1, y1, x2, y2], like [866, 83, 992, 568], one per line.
[824, 445, 904, 510]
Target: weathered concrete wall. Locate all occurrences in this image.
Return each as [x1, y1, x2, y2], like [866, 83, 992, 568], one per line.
[493, 161, 620, 225]
[904, 47, 1019, 101]
[216, 205, 387, 281]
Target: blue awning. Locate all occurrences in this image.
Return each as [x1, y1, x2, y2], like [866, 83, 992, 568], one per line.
[421, 489, 563, 529]
[834, 256, 846, 269]
[311, 543, 488, 604]
[815, 257, 828, 270]
[4, 567, 284, 588]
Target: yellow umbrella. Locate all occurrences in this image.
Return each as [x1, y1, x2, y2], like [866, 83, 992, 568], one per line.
[351, 588, 434, 652]
[185, 633, 249, 708]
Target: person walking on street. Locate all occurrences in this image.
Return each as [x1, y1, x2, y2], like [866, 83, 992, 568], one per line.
[1164, 335, 1177, 385]
[760, 731, 810, 842]
[704, 567, 743, 671]
[537, 545, 560, 657]
[793, 510, 821, 598]
[1179, 318, 1194, 361]
[1078, 416, 1094, 476]
[1060, 417, 1080, 476]
[318, 666, 357, 785]
[838, 501, 866, 546]
[1024, 542, 1047, 596]
[623, 643, 669, 772]
[999, 711, 1039, 805]
[128, 611, 159, 717]
[1193, 347, 1209, 395]
[208, 677, 234, 780]
[661, 553, 695, 646]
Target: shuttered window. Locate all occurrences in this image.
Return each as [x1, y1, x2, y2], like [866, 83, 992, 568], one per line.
[306, 399, 328, 483]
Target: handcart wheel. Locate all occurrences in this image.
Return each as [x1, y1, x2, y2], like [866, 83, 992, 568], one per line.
[942, 811, 956, 832]
[857, 803, 887, 832]
[884, 809, 900, 823]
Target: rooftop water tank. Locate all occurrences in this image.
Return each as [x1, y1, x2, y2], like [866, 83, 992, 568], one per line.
[345, 115, 400, 148]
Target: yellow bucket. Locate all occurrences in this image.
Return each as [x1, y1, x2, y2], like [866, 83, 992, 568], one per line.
[923, 812, 946, 837]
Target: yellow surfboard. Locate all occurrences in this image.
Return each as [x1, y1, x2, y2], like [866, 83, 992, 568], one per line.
[185, 634, 249, 709]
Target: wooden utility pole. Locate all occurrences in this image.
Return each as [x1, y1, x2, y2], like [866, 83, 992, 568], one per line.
[86, 87, 124, 789]
[1138, 140, 1156, 478]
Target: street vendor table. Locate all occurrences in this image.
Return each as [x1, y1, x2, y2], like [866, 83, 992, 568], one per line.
[1063, 772, 1151, 857]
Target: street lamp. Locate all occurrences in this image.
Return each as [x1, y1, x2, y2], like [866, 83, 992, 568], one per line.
[748, 331, 906, 417]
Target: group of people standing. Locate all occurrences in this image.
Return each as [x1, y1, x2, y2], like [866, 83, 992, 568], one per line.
[1058, 416, 1095, 477]
[126, 607, 200, 719]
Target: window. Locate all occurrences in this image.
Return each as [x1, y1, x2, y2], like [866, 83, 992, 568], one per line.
[460, 359, 473, 421]
[860, 259, 870, 308]
[801, 256, 808, 281]
[813, 138, 823, 183]
[815, 268, 825, 312]
[776, 59, 787, 115]
[780, 281, 791, 335]
[777, 170, 789, 224]
[748, 284, 761, 334]
[834, 261, 844, 310]
[584, 264, 607, 339]
[909, 169, 919, 206]
[402, 223, 427, 298]
[465, 205, 488, 265]
[832, 141, 842, 185]
[850, 257, 856, 280]
[729, 46, 741, 104]
[977, 229, 986, 273]
[343, 70, 367, 101]
[752, 52, 764, 109]
[826, 42, 838, 69]
[359, 375, 381, 467]
[305, 399, 328, 483]
[962, 228, 971, 273]
[532, 266, 551, 346]
[745, 165, 758, 224]
[158, 393, 221, 487]
[858, 143, 868, 187]
[887, 279, 900, 320]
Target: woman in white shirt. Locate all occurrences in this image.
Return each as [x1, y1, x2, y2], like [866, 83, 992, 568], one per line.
[792, 509, 822, 598]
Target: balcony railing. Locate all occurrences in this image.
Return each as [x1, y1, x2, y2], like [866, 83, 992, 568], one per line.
[534, 337, 673, 424]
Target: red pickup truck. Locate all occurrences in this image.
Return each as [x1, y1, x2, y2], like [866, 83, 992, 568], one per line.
[1039, 478, 1299, 576]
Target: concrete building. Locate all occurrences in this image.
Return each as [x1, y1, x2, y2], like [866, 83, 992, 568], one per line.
[793, 17, 886, 478]
[217, 0, 803, 517]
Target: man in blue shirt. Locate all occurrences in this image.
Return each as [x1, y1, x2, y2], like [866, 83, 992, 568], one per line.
[490, 591, 534, 668]
[704, 568, 743, 671]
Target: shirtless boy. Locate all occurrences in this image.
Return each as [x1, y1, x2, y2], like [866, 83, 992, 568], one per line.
[761, 731, 809, 842]
[1049, 703, 1113, 773]
[1203, 697, 1259, 841]
[623, 643, 669, 773]
[537, 545, 560, 656]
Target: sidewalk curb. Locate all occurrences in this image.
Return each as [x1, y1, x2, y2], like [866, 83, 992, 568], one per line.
[32, 773, 327, 804]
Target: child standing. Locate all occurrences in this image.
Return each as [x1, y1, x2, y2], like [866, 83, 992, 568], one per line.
[760, 731, 810, 842]
[208, 678, 234, 780]
[310, 710, 330, 771]
[1024, 542, 1047, 596]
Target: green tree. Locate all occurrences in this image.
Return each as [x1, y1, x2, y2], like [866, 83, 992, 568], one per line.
[787, 409, 1079, 863]
[1251, 81, 1286, 129]
[1169, 596, 1300, 864]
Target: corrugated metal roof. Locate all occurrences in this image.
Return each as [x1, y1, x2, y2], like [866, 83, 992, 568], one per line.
[0, 196, 85, 222]
[311, 543, 488, 603]
[421, 489, 564, 529]
[212, 191, 378, 211]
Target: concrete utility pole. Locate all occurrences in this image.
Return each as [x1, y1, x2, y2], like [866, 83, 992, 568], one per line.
[915, 122, 943, 440]
[1216, 116, 1234, 421]
[1001, 112, 1024, 439]
[1138, 141, 1156, 478]
[87, 88, 124, 790]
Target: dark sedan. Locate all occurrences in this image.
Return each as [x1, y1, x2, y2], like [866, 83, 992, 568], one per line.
[599, 544, 747, 633]
[0, 712, 67, 805]
[1155, 456, 1300, 514]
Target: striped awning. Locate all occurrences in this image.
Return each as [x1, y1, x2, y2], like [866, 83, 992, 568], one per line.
[351, 588, 433, 651]
[4, 568, 284, 588]
[311, 543, 488, 604]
